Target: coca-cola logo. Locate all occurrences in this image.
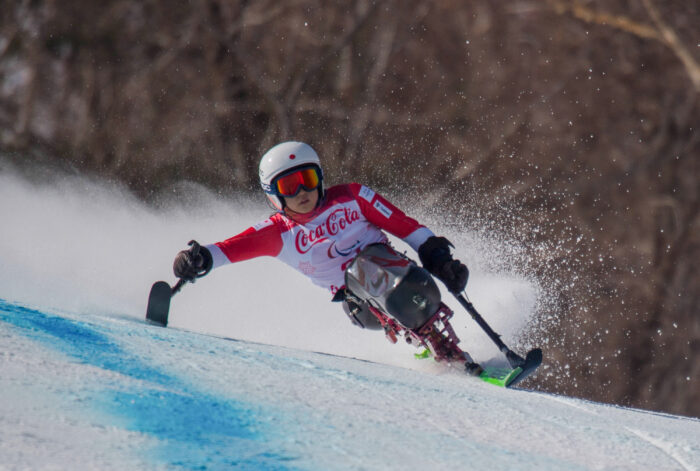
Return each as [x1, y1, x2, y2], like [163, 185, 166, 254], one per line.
[295, 207, 360, 253]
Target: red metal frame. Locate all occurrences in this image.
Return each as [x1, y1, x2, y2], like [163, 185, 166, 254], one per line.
[368, 303, 471, 365]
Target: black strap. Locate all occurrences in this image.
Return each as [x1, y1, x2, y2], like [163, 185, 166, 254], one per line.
[331, 288, 347, 302]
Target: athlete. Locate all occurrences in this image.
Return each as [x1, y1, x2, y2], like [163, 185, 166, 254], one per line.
[172, 141, 469, 329]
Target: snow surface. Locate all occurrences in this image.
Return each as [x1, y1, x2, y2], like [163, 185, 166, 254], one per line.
[1, 171, 699, 470]
[1, 300, 699, 471]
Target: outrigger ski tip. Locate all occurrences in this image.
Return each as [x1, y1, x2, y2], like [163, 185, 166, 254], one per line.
[147, 242, 201, 327]
[146, 278, 188, 327]
[146, 281, 172, 326]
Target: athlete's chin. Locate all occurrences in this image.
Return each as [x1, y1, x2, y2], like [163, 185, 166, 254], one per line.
[288, 202, 314, 214]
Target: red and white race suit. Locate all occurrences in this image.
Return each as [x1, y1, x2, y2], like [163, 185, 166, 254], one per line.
[205, 183, 434, 295]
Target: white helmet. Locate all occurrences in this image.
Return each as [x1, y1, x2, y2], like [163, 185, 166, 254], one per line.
[259, 141, 324, 210]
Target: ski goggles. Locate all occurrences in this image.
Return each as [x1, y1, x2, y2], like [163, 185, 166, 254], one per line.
[272, 166, 322, 197]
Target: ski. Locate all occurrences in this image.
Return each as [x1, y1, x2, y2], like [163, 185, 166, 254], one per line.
[478, 348, 542, 388]
[479, 365, 523, 387]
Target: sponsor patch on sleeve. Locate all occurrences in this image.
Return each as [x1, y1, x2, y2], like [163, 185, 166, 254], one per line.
[359, 185, 376, 203]
[253, 219, 273, 231]
[373, 200, 393, 218]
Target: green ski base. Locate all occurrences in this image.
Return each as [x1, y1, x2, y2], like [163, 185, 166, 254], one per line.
[479, 366, 524, 388]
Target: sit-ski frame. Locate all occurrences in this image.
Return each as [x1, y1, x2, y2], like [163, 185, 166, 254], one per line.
[367, 302, 475, 365]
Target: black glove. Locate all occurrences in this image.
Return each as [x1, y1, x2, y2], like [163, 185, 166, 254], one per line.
[418, 236, 469, 293]
[173, 240, 213, 281]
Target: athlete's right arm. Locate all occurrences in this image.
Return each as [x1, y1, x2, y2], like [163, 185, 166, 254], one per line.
[204, 218, 284, 269]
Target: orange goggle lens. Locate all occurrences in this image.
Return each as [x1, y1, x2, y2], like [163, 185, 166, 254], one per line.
[274, 168, 320, 197]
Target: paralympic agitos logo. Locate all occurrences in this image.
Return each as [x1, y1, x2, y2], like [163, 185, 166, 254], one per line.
[295, 207, 360, 253]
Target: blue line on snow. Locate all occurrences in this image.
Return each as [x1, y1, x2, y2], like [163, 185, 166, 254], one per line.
[0, 299, 301, 470]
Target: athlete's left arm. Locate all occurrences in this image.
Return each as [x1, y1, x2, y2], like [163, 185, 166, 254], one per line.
[349, 183, 435, 251]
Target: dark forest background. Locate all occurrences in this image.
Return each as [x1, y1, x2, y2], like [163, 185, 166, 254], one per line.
[1, 1, 698, 416]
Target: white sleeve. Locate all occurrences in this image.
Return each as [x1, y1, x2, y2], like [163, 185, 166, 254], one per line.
[403, 227, 435, 252]
[205, 244, 230, 269]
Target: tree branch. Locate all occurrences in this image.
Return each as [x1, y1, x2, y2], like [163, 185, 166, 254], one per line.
[548, 0, 700, 92]
[641, 0, 700, 92]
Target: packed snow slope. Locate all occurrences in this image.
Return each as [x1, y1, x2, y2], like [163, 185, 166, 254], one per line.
[1, 300, 699, 471]
[1, 171, 699, 470]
